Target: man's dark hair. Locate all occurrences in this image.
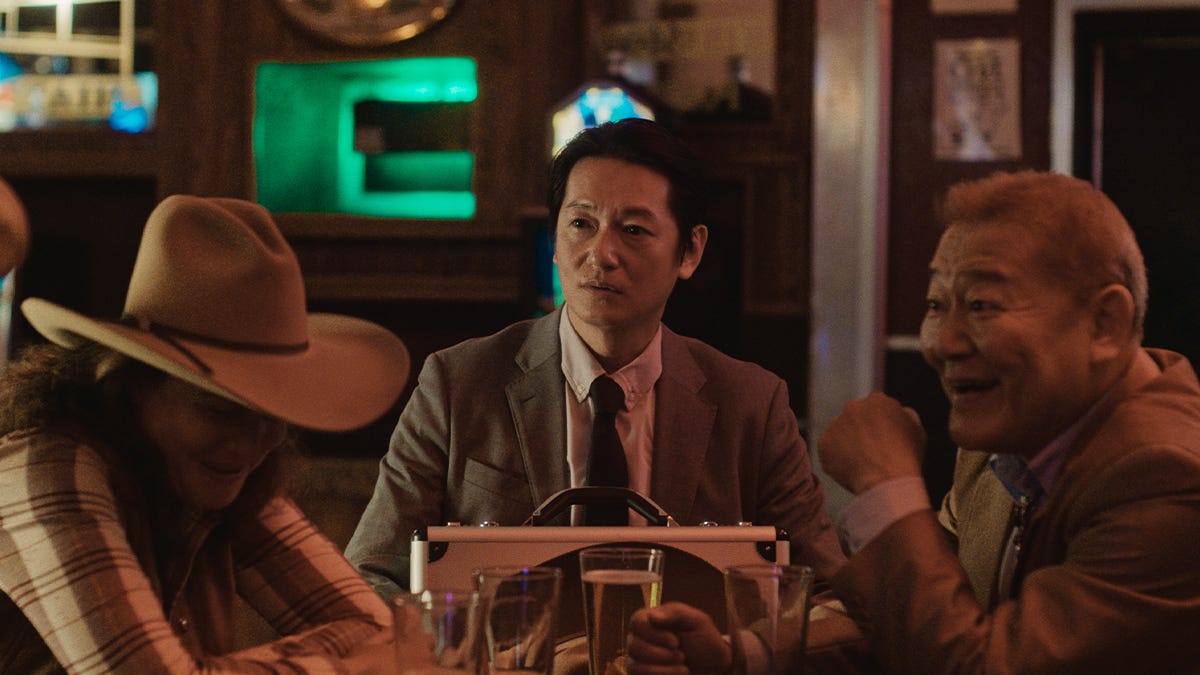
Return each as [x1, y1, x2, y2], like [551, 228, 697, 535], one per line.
[547, 118, 707, 254]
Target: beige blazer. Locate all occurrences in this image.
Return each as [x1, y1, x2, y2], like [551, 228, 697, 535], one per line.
[937, 449, 1014, 609]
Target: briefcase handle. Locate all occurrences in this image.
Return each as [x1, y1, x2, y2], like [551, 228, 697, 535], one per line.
[523, 487, 679, 527]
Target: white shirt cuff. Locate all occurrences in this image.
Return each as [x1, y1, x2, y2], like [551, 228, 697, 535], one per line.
[836, 476, 930, 554]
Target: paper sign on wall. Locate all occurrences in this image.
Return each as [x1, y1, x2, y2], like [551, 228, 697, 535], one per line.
[933, 38, 1022, 161]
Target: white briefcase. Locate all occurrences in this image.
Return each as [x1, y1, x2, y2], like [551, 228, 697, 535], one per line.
[410, 488, 790, 635]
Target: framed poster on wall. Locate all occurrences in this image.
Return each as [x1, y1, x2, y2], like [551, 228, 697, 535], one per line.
[933, 37, 1022, 161]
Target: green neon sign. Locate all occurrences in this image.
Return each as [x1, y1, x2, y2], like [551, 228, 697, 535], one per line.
[254, 57, 477, 219]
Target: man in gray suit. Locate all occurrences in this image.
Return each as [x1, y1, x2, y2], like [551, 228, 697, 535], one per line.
[345, 119, 844, 597]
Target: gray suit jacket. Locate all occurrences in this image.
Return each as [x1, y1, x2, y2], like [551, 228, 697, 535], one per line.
[345, 308, 844, 596]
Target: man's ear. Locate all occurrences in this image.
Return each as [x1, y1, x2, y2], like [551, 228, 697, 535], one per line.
[677, 224, 708, 280]
[1090, 283, 1136, 362]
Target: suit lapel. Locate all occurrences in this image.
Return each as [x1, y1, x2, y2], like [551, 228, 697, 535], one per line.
[506, 309, 569, 513]
[651, 329, 716, 521]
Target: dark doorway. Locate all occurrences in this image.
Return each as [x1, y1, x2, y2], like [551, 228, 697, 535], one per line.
[1074, 10, 1200, 366]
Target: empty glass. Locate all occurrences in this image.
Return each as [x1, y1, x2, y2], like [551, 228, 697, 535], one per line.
[476, 565, 564, 674]
[723, 564, 814, 674]
[393, 588, 481, 674]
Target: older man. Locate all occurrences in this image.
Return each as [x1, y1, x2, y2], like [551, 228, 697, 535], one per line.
[346, 119, 843, 597]
[627, 171, 1200, 674]
[818, 170, 1200, 673]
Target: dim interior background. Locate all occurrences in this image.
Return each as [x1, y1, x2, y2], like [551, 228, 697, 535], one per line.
[0, 4, 1197, 641]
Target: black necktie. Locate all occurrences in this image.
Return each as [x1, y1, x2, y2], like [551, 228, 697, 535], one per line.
[585, 375, 628, 526]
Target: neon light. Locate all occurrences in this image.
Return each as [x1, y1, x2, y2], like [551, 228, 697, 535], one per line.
[254, 57, 477, 219]
[363, 151, 473, 192]
[551, 83, 655, 154]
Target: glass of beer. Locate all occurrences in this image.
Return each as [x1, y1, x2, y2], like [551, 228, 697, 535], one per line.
[578, 546, 665, 675]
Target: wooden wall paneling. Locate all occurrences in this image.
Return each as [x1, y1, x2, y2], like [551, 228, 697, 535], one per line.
[886, 0, 1052, 336]
[0, 130, 157, 178]
[291, 237, 522, 302]
[154, 0, 245, 197]
[701, 0, 814, 407]
[147, 1, 585, 472]
[774, 0, 815, 148]
[738, 159, 809, 315]
[714, 0, 813, 318]
[1073, 10, 1200, 367]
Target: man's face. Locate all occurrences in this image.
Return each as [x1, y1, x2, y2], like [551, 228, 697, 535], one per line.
[920, 222, 1100, 456]
[554, 156, 704, 350]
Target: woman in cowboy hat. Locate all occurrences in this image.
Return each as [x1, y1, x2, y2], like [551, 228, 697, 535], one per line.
[0, 196, 410, 673]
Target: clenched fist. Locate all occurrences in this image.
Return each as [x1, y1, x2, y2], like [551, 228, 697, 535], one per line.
[817, 392, 927, 495]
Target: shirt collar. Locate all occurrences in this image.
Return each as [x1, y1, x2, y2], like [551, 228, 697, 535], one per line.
[558, 308, 663, 409]
[988, 373, 1122, 503]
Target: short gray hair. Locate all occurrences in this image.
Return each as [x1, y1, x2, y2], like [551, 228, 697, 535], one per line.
[939, 170, 1147, 336]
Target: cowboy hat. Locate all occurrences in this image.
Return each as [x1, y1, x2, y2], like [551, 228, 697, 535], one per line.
[22, 195, 410, 432]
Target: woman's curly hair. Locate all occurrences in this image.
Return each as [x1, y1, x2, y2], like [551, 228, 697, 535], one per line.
[0, 341, 289, 516]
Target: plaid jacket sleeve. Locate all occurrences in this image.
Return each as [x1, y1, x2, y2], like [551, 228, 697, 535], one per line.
[229, 494, 394, 663]
[0, 430, 390, 674]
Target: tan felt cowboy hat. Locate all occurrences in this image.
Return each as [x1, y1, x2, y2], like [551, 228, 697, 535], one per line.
[22, 195, 410, 432]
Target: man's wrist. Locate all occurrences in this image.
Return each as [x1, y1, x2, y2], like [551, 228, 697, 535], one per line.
[836, 476, 931, 554]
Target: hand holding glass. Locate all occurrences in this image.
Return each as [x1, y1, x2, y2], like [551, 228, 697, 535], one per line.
[579, 547, 664, 675]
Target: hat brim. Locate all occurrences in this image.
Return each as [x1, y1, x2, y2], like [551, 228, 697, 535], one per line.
[22, 298, 410, 433]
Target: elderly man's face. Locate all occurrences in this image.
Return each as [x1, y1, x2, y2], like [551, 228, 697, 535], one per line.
[920, 222, 1100, 456]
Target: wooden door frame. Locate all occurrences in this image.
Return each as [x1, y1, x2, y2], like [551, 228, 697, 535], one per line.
[1051, 0, 1200, 174]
